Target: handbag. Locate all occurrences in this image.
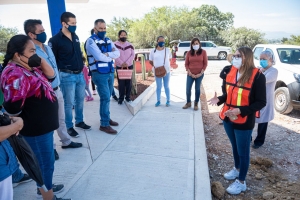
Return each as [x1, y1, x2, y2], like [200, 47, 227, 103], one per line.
[117, 66, 133, 80]
[154, 48, 167, 78]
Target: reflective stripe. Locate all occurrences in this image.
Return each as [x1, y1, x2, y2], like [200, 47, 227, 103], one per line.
[237, 88, 243, 106]
[98, 63, 108, 67]
[226, 85, 230, 92]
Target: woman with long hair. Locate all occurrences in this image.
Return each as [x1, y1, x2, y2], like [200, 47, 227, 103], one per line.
[114, 30, 135, 104]
[0, 35, 65, 200]
[208, 47, 266, 195]
[149, 36, 171, 107]
[182, 38, 208, 110]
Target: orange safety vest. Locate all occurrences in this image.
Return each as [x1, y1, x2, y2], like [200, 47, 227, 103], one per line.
[219, 67, 260, 124]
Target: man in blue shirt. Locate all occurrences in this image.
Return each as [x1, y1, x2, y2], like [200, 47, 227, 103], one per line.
[85, 19, 120, 134]
[49, 12, 91, 137]
[24, 19, 82, 150]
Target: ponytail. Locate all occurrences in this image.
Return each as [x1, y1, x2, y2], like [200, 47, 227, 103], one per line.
[90, 29, 94, 36]
[2, 34, 31, 69]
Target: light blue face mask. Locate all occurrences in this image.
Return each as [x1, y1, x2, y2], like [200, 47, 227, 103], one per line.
[260, 60, 269, 68]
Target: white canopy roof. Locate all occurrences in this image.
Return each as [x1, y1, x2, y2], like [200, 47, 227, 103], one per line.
[0, 0, 88, 4]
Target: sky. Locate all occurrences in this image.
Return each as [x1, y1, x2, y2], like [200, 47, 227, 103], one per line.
[0, 0, 299, 41]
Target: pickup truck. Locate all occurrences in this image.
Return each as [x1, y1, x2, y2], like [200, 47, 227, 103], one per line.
[253, 44, 300, 114]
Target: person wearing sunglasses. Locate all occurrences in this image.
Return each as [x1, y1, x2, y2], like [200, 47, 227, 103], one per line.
[208, 47, 266, 195]
[252, 51, 278, 149]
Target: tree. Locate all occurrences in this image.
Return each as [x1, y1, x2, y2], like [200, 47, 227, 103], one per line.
[220, 27, 266, 51]
[284, 35, 300, 45]
[106, 17, 135, 42]
[281, 37, 289, 44]
[0, 25, 19, 53]
[192, 5, 234, 41]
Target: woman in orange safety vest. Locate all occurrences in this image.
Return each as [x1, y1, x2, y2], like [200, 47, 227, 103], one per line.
[208, 47, 266, 195]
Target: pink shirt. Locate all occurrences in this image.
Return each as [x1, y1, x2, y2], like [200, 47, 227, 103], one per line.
[83, 66, 90, 85]
[114, 41, 135, 67]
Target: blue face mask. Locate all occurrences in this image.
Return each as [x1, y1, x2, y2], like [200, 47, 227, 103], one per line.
[260, 60, 269, 68]
[158, 42, 165, 47]
[97, 31, 106, 39]
[34, 32, 47, 43]
[67, 24, 76, 33]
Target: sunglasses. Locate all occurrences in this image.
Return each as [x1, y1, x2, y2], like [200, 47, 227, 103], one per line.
[232, 54, 242, 59]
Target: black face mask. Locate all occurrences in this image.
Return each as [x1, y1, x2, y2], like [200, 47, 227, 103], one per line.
[21, 54, 41, 68]
[120, 37, 127, 42]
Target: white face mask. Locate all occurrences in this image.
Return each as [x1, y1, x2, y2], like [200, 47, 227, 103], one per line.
[193, 45, 200, 50]
[232, 58, 242, 69]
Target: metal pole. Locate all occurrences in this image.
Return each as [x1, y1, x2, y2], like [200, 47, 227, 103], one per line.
[47, 0, 66, 36]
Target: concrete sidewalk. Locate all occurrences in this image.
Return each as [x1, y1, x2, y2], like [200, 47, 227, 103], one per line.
[13, 64, 211, 200]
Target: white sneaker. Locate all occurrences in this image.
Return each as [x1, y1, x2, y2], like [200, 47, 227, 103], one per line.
[226, 179, 247, 195]
[224, 167, 239, 180]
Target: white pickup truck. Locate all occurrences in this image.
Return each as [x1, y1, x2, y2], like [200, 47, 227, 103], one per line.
[253, 44, 300, 114]
[177, 41, 231, 60]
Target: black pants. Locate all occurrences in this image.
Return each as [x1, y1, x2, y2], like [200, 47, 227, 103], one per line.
[91, 80, 96, 91]
[254, 122, 268, 146]
[117, 66, 132, 100]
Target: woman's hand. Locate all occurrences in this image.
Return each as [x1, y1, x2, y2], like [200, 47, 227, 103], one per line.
[10, 117, 23, 136]
[207, 92, 219, 106]
[224, 108, 241, 117]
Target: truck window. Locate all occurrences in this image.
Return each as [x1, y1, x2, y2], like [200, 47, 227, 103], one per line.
[253, 47, 264, 60]
[179, 43, 190, 47]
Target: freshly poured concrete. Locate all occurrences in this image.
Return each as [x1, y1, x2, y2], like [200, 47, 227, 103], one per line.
[13, 63, 211, 200]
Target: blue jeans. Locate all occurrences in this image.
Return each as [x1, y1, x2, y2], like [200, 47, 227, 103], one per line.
[223, 120, 252, 181]
[23, 132, 55, 190]
[92, 72, 114, 126]
[59, 72, 86, 129]
[155, 72, 170, 102]
[186, 74, 204, 103]
[12, 168, 23, 183]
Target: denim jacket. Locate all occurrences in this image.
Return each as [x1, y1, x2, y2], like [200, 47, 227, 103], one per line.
[0, 139, 18, 181]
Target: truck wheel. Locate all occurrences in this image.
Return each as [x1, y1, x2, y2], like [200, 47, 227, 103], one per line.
[184, 52, 187, 60]
[218, 52, 227, 60]
[274, 87, 293, 114]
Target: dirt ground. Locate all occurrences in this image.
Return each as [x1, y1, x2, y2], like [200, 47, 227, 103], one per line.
[201, 71, 300, 200]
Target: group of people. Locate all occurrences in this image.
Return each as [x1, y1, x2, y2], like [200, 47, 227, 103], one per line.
[0, 11, 136, 200]
[0, 10, 279, 200]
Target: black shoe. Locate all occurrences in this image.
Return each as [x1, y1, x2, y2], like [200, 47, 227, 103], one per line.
[75, 122, 91, 130]
[13, 174, 33, 188]
[37, 184, 64, 198]
[125, 98, 132, 102]
[112, 95, 118, 101]
[118, 99, 123, 105]
[62, 141, 83, 149]
[54, 149, 59, 160]
[53, 195, 72, 200]
[67, 127, 79, 138]
[252, 144, 261, 149]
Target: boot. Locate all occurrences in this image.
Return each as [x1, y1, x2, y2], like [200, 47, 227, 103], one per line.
[182, 102, 191, 109]
[194, 102, 199, 110]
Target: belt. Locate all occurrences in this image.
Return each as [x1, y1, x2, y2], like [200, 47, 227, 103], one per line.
[53, 86, 59, 91]
[59, 69, 82, 74]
